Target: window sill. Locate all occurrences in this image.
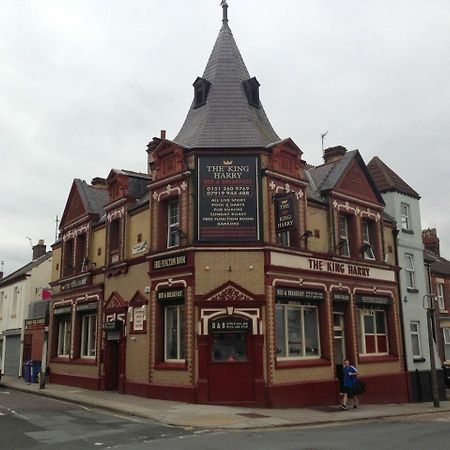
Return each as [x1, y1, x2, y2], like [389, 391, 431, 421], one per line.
[276, 358, 329, 369]
[413, 357, 426, 363]
[401, 229, 414, 235]
[407, 288, 419, 293]
[358, 355, 398, 364]
[154, 361, 187, 371]
[50, 357, 98, 365]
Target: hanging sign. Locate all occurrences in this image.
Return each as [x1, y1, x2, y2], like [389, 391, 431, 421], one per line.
[274, 194, 297, 233]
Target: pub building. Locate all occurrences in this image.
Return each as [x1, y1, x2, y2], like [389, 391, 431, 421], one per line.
[48, 3, 409, 406]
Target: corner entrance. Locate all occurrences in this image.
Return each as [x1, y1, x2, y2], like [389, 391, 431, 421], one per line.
[208, 317, 255, 403]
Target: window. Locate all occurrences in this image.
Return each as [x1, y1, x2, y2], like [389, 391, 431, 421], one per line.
[362, 221, 375, 260]
[63, 239, 74, 276]
[400, 203, 410, 230]
[359, 309, 388, 355]
[276, 302, 320, 359]
[11, 286, 19, 317]
[277, 231, 290, 246]
[167, 199, 180, 248]
[443, 328, 450, 361]
[0, 291, 4, 319]
[164, 305, 185, 361]
[193, 77, 211, 108]
[75, 233, 87, 272]
[80, 314, 97, 357]
[212, 332, 247, 361]
[57, 317, 72, 357]
[404, 254, 416, 289]
[338, 215, 350, 257]
[243, 77, 260, 108]
[109, 219, 121, 263]
[410, 321, 422, 358]
[437, 283, 445, 310]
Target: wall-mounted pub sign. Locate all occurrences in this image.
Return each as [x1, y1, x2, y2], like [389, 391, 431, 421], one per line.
[152, 253, 187, 270]
[60, 275, 90, 291]
[197, 155, 260, 242]
[274, 193, 296, 233]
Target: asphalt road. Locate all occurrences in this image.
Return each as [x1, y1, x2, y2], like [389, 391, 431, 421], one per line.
[2, 385, 450, 450]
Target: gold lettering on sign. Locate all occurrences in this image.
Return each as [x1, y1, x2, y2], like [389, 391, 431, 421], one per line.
[308, 258, 370, 278]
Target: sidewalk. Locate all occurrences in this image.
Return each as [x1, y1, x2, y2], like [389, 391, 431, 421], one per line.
[1, 375, 449, 430]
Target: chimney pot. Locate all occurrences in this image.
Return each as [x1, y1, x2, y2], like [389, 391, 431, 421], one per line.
[160, 129, 166, 139]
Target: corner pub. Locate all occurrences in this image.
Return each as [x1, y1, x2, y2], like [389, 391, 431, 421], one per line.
[48, 2, 408, 407]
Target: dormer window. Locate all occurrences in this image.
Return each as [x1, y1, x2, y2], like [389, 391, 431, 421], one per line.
[193, 77, 211, 108]
[243, 77, 260, 108]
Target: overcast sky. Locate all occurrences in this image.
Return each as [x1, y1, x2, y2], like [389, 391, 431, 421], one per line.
[1, 0, 449, 276]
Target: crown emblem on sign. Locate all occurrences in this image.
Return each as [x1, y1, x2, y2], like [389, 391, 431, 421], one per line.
[223, 160, 233, 166]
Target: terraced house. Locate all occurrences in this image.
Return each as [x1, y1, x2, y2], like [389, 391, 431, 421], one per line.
[48, 3, 409, 407]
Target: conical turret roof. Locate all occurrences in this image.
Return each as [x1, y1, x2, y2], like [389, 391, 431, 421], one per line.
[174, 4, 280, 149]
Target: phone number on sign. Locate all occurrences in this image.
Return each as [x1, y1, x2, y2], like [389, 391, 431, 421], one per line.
[204, 186, 251, 196]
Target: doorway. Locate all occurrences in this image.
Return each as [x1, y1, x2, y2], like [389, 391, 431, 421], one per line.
[333, 311, 345, 391]
[104, 330, 121, 390]
[208, 318, 255, 403]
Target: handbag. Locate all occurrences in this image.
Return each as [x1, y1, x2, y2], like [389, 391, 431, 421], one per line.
[353, 379, 366, 395]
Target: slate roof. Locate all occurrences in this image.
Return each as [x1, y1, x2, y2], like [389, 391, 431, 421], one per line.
[76, 179, 109, 217]
[367, 156, 420, 199]
[424, 249, 450, 276]
[173, 13, 280, 149]
[0, 251, 52, 287]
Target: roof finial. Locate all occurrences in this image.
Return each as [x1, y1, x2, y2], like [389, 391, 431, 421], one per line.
[221, 0, 228, 24]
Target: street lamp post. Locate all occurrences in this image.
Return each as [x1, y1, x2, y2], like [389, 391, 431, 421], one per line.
[424, 293, 440, 407]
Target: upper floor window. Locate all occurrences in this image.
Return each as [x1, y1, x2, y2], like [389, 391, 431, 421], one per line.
[401, 203, 410, 230]
[404, 254, 416, 289]
[410, 321, 422, 359]
[277, 231, 290, 247]
[63, 239, 74, 276]
[193, 77, 211, 109]
[362, 220, 375, 260]
[11, 286, 19, 317]
[75, 233, 87, 272]
[243, 77, 260, 108]
[437, 283, 446, 310]
[338, 215, 350, 257]
[167, 199, 180, 248]
[0, 291, 4, 319]
[109, 218, 121, 264]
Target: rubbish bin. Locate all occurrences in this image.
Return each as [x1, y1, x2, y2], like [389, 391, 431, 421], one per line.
[23, 361, 32, 383]
[29, 361, 42, 383]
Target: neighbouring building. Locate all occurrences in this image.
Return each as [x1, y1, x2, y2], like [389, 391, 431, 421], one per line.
[423, 228, 450, 382]
[368, 157, 446, 401]
[47, 3, 409, 406]
[0, 240, 52, 377]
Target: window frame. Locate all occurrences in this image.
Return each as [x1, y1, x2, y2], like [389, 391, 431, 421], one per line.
[338, 215, 350, 257]
[443, 328, 450, 361]
[57, 316, 72, 357]
[404, 253, 416, 289]
[362, 220, 375, 260]
[400, 203, 411, 230]
[80, 313, 97, 358]
[277, 231, 290, 247]
[437, 283, 445, 310]
[164, 304, 185, 362]
[275, 302, 321, 360]
[410, 321, 422, 359]
[167, 199, 180, 248]
[358, 308, 389, 356]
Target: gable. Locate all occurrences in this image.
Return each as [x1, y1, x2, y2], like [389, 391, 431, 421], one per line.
[334, 159, 382, 205]
[60, 181, 88, 228]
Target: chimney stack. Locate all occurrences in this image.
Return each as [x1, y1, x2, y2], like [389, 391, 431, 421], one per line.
[160, 129, 166, 139]
[422, 228, 440, 256]
[32, 239, 47, 260]
[91, 177, 108, 189]
[323, 145, 347, 165]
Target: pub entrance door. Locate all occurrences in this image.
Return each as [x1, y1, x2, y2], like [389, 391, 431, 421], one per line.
[104, 328, 122, 391]
[333, 311, 346, 391]
[208, 317, 255, 404]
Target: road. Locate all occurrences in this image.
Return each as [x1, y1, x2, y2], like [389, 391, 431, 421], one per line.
[2, 386, 450, 450]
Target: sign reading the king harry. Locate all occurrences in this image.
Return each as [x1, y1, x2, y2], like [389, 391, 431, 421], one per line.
[274, 194, 297, 233]
[197, 156, 260, 242]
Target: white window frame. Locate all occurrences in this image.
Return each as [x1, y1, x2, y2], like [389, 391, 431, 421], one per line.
[404, 254, 416, 289]
[437, 283, 445, 310]
[80, 313, 97, 358]
[362, 221, 375, 260]
[57, 317, 71, 357]
[443, 328, 450, 361]
[410, 321, 422, 359]
[167, 199, 180, 248]
[359, 308, 389, 355]
[277, 231, 290, 246]
[164, 304, 185, 361]
[0, 291, 4, 320]
[400, 203, 410, 230]
[11, 286, 19, 317]
[339, 215, 350, 257]
[276, 302, 321, 360]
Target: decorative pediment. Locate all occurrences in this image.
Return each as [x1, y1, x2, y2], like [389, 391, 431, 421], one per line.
[129, 290, 148, 307]
[203, 281, 255, 302]
[60, 180, 88, 228]
[104, 291, 128, 311]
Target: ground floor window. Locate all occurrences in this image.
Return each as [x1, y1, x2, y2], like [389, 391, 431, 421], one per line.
[57, 316, 71, 357]
[80, 313, 97, 358]
[443, 328, 450, 361]
[410, 321, 422, 359]
[358, 308, 388, 355]
[165, 304, 185, 361]
[275, 302, 320, 359]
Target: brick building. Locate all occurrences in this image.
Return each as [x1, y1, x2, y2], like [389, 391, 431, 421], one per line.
[48, 3, 409, 406]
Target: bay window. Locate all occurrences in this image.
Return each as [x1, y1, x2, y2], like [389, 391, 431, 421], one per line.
[276, 302, 320, 358]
